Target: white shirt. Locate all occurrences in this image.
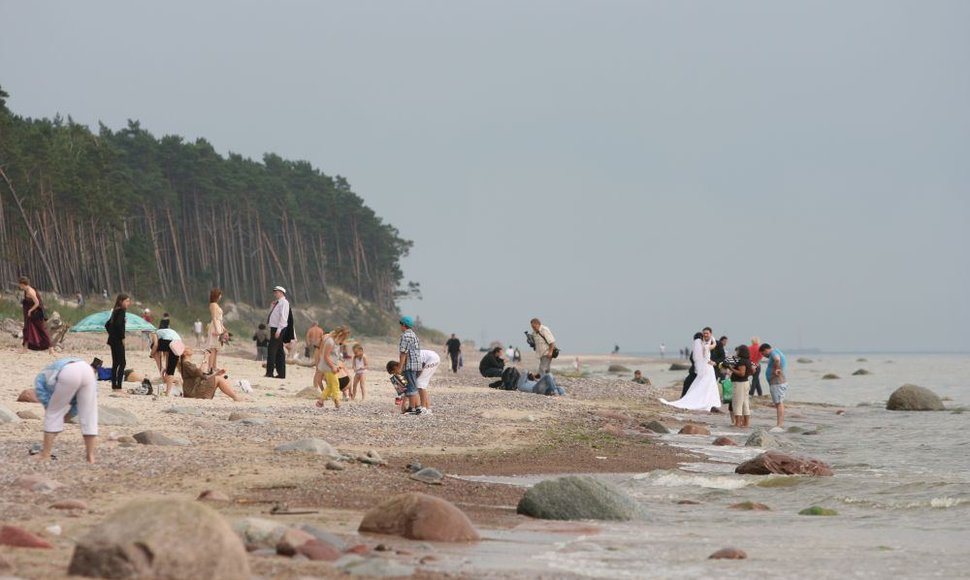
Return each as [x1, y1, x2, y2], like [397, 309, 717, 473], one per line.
[534, 325, 555, 354]
[268, 297, 290, 330]
[193, 321, 203, 334]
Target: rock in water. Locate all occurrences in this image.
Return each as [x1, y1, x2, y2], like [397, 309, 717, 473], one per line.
[274, 438, 338, 457]
[69, 500, 248, 579]
[735, 450, 834, 476]
[641, 420, 670, 434]
[712, 437, 737, 446]
[886, 384, 945, 411]
[852, 369, 871, 376]
[709, 547, 747, 559]
[729, 501, 771, 511]
[607, 364, 631, 373]
[516, 476, 645, 521]
[338, 556, 416, 577]
[679, 424, 710, 435]
[822, 374, 840, 380]
[799, 506, 838, 516]
[359, 492, 479, 542]
[744, 428, 780, 448]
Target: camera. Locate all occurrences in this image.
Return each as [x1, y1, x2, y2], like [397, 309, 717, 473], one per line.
[524, 331, 536, 349]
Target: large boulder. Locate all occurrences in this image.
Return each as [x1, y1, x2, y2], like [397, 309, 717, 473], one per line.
[68, 499, 249, 579]
[744, 428, 780, 448]
[359, 493, 479, 542]
[735, 450, 834, 476]
[679, 424, 710, 435]
[133, 431, 191, 446]
[641, 420, 670, 434]
[232, 518, 287, 550]
[886, 384, 945, 411]
[516, 476, 645, 521]
[0, 525, 53, 548]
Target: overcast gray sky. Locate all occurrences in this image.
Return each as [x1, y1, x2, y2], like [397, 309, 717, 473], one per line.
[2, 1, 968, 353]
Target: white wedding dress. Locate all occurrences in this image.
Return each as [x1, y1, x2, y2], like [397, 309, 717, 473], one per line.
[660, 338, 722, 411]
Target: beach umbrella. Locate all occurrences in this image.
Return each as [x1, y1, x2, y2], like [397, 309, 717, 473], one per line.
[70, 311, 157, 333]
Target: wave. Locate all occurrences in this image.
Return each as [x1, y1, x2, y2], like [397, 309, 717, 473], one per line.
[836, 495, 968, 509]
[633, 471, 752, 490]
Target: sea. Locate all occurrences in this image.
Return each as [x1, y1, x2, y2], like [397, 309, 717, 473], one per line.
[448, 354, 970, 579]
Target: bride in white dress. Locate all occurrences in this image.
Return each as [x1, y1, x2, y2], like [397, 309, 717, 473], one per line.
[660, 333, 722, 411]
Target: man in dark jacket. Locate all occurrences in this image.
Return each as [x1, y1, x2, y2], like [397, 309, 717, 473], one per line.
[445, 334, 462, 373]
[479, 347, 505, 378]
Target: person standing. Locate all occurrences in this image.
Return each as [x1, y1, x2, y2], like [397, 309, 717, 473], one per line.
[397, 316, 424, 414]
[76, 292, 85, 308]
[712, 336, 728, 380]
[748, 336, 764, 397]
[729, 345, 754, 428]
[208, 288, 225, 371]
[529, 318, 557, 376]
[661, 326, 721, 412]
[445, 333, 461, 373]
[253, 324, 269, 362]
[18, 276, 52, 353]
[681, 330, 705, 397]
[33, 358, 99, 463]
[106, 294, 130, 391]
[760, 343, 788, 431]
[660, 343, 666, 359]
[140, 308, 153, 350]
[193, 318, 204, 347]
[306, 321, 324, 363]
[265, 286, 290, 379]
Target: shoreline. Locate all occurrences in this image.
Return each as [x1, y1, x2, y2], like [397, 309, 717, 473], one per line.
[0, 335, 831, 578]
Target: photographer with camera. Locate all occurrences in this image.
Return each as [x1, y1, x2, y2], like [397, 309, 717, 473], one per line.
[528, 318, 558, 376]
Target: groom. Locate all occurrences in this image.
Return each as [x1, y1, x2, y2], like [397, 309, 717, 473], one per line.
[265, 286, 290, 379]
[681, 327, 715, 397]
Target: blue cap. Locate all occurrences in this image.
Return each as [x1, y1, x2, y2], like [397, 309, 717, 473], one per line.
[399, 316, 414, 328]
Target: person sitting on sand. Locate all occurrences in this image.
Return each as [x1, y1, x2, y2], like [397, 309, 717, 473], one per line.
[34, 358, 99, 463]
[632, 370, 651, 385]
[516, 371, 566, 396]
[479, 346, 505, 378]
[177, 347, 245, 401]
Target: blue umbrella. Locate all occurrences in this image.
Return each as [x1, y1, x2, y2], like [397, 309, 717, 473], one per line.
[70, 311, 158, 333]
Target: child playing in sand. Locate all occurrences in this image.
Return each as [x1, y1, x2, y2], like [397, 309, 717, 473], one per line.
[386, 361, 414, 414]
[350, 343, 368, 400]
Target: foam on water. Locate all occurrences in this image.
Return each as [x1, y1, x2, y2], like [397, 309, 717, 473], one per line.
[633, 471, 753, 490]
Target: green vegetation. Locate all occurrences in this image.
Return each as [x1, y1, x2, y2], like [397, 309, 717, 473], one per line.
[756, 476, 804, 488]
[0, 85, 414, 318]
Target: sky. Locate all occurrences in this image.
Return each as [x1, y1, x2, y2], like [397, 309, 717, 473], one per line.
[2, 1, 968, 353]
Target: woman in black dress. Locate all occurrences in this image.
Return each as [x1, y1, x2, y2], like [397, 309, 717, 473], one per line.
[106, 294, 131, 391]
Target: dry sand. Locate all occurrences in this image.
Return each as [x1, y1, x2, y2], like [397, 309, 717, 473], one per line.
[0, 330, 731, 578]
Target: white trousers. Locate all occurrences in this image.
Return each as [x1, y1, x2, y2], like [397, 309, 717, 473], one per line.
[44, 362, 99, 436]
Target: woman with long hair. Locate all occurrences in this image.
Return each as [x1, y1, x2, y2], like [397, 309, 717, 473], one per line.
[18, 276, 52, 353]
[208, 288, 225, 370]
[106, 294, 130, 391]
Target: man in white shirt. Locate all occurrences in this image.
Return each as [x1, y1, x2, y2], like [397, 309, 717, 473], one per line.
[265, 285, 290, 379]
[192, 319, 204, 346]
[530, 318, 557, 376]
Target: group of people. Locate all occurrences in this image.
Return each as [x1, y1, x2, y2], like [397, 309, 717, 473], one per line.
[660, 328, 789, 431]
[469, 318, 567, 397]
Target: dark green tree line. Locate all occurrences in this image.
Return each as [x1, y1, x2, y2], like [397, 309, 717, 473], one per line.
[0, 86, 411, 310]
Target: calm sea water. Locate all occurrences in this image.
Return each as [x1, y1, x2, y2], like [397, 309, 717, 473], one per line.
[454, 354, 970, 579]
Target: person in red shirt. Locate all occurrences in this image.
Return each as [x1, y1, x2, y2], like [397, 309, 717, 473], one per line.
[748, 336, 764, 397]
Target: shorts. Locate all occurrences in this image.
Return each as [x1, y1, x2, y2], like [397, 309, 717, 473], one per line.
[338, 376, 350, 390]
[769, 383, 789, 404]
[402, 369, 419, 396]
[417, 352, 440, 389]
[164, 351, 179, 376]
[733, 380, 750, 416]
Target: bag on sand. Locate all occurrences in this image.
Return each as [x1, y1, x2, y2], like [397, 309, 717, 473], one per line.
[500, 367, 521, 391]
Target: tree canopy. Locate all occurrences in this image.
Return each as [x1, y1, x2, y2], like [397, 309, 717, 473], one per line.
[0, 85, 412, 311]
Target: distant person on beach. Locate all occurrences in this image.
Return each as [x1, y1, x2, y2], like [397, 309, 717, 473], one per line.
[632, 370, 651, 385]
[77, 292, 85, 307]
[265, 286, 290, 379]
[193, 318, 204, 346]
[760, 343, 788, 431]
[253, 323, 269, 362]
[396, 316, 425, 414]
[506, 344, 515, 364]
[479, 346, 505, 381]
[101, 289, 108, 299]
[529, 318, 557, 375]
[208, 288, 225, 370]
[660, 343, 666, 359]
[140, 308, 153, 350]
[513, 347, 521, 363]
[106, 294, 130, 391]
[33, 358, 99, 463]
[18, 276, 52, 353]
[445, 334, 462, 373]
[160, 312, 171, 329]
[748, 336, 764, 397]
[306, 322, 324, 362]
[613, 344, 620, 355]
[661, 326, 721, 412]
[351, 343, 368, 400]
[729, 345, 754, 428]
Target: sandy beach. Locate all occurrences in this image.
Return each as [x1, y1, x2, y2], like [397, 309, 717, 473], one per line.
[0, 330, 795, 579]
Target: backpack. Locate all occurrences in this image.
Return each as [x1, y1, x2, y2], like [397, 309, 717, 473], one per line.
[500, 367, 521, 391]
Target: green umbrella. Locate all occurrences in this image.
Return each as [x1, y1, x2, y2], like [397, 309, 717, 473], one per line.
[70, 311, 158, 333]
